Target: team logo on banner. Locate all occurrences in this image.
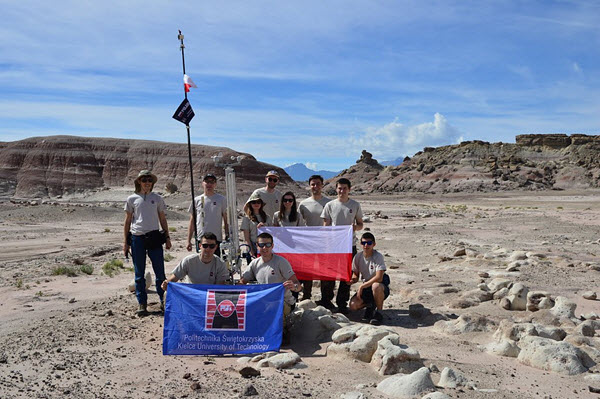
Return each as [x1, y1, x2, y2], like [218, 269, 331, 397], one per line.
[206, 290, 246, 331]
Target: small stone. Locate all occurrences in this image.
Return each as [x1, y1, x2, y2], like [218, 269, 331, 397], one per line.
[243, 384, 259, 396]
[582, 291, 597, 300]
[453, 248, 466, 257]
[68, 298, 76, 303]
[190, 382, 201, 391]
[239, 367, 261, 378]
[478, 272, 490, 278]
[183, 372, 191, 379]
[500, 297, 511, 310]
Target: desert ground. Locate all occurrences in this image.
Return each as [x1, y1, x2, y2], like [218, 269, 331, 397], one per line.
[1, 188, 599, 398]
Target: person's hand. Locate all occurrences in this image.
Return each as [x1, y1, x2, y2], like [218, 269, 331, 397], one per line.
[123, 243, 129, 257]
[349, 276, 358, 285]
[357, 284, 365, 299]
[165, 238, 172, 250]
[161, 280, 168, 291]
[186, 241, 193, 251]
[257, 222, 265, 228]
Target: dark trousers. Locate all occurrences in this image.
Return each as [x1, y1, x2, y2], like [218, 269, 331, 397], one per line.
[292, 280, 314, 301]
[320, 245, 357, 308]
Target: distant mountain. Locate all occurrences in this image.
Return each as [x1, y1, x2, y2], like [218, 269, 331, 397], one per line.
[284, 163, 339, 182]
[380, 157, 405, 166]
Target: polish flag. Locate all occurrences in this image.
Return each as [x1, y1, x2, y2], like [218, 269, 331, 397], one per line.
[258, 226, 353, 281]
[183, 74, 197, 92]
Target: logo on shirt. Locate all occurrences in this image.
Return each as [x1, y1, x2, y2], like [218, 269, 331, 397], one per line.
[151, 200, 155, 204]
[205, 290, 247, 331]
[271, 270, 275, 275]
[349, 209, 353, 213]
[213, 202, 217, 205]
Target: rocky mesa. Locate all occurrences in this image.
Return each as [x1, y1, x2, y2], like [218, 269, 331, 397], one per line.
[326, 134, 600, 194]
[0, 135, 293, 198]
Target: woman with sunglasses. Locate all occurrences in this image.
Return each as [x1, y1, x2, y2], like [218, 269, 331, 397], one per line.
[123, 170, 172, 316]
[241, 193, 272, 257]
[273, 191, 305, 227]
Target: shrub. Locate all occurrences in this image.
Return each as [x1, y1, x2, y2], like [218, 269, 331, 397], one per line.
[103, 228, 111, 233]
[102, 259, 124, 277]
[169, 226, 177, 232]
[52, 266, 78, 277]
[80, 264, 94, 275]
[164, 253, 175, 262]
[165, 182, 178, 194]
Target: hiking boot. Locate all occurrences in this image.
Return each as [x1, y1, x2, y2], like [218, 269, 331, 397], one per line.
[361, 307, 375, 322]
[136, 304, 148, 316]
[370, 310, 383, 326]
[315, 299, 336, 310]
[336, 305, 350, 315]
[160, 300, 165, 312]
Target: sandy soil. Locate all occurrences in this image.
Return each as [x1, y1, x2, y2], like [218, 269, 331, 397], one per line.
[1, 189, 599, 398]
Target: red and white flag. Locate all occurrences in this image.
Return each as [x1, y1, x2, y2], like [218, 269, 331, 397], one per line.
[183, 74, 197, 92]
[258, 226, 353, 281]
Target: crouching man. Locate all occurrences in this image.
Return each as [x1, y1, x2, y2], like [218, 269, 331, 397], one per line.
[239, 232, 302, 340]
[162, 232, 229, 290]
[349, 232, 390, 325]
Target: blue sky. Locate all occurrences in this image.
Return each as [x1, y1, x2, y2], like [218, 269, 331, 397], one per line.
[1, 1, 599, 171]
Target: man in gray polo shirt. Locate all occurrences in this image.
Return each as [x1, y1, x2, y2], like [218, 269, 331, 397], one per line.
[249, 170, 282, 221]
[298, 174, 331, 301]
[162, 233, 229, 289]
[186, 173, 228, 256]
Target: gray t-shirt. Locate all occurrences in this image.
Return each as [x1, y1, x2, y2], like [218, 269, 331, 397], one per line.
[352, 250, 386, 282]
[188, 193, 227, 241]
[242, 254, 296, 305]
[320, 198, 363, 244]
[171, 254, 229, 284]
[273, 210, 305, 227]
[240, 214, 272, 243]
[125, 192, 166, 235]
[250, 187, 282, 221]
[298, 196, 331, 226]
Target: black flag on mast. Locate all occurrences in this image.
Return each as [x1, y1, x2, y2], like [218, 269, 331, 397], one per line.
[172, 98, 195, 125]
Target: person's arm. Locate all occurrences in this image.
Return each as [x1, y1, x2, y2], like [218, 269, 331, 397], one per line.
[283, 274, 302, 292]
[123, 211, 133, 257]
[353, 216, 364, 232]
[357, 270, 384, 299]
[161, 274, 180, 291]
[186, 215, 195, 251]
[158, 211, 172, 250]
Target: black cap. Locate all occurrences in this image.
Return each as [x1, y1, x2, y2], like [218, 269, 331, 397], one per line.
[203, 173, 217, 181]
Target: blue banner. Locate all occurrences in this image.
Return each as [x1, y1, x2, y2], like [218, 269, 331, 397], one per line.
[163, 283, 284, 355]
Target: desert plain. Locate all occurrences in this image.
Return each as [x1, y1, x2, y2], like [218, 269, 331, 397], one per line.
[1, 188, 599, 399]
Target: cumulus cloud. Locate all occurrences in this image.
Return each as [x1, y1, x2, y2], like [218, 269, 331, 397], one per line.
[350, 113, 463, 161]
[305, 162, 318, 170]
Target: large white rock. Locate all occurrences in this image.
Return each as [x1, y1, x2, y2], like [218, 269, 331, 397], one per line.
[508, 251, 528, 262]
[377, 367, 436, 398]
[437, 367, 470, 388]
[328, 325, 394, 362]
[434, 314, 496, 335]
[263, 352, 301, 369]
[127, 271, 152, 292]
[340, 392, 365, 399]
[289, 306, 348, 342]
[550, 296, 577, 321]
[370, 334, 422, 375]
[517, 336, 589, 375]
[485, 339, 521, 357]
[421, 393, 450, 399]
[506, 282, 529, 311]
[487, 278, 511, 292]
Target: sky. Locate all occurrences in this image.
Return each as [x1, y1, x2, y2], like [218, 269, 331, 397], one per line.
[1, 1, 599, 171]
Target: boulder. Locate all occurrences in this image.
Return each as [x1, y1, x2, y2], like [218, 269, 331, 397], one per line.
[506, 282, 529, 311]
[434, 314, 497, 335]
[582, 291, 597, 300]
[370, 334, 423, 375]
[508, 251, 528, 262]
[485, 339, 521, 357]
[437, 367, 470, 388]
[376, 367, 436, 398]
[421, 393, 451, 399]
[328, 325, 394, 362]
[262, 352, 301, 369]
[487, 278, 511, 292]
[550, 296, 577, 322]
[517, 336, 589, 375]
[128, 271, 152, 292]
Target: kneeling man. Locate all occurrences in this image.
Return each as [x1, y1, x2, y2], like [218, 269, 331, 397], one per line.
[162, 232, 229, 290]
[239, 232, 302, 319]
[349, 232, 390, 325]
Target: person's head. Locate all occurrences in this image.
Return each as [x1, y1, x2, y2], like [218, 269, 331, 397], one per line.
[279, 191, 298, 222]
[257, 232, 274, 257]
[265, 170, 280, 189]
[202, 173, 217, 193]
[134, 170, 157, 193]
[308, 175, 324, 196]
[336, 178, 352, 199]
[199, 232, 218, 257]
[360, 232, 376, 253]
[244, 193, 266, 222]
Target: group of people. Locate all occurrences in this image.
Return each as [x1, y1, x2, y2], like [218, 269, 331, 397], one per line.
[123, 169, 390, 326]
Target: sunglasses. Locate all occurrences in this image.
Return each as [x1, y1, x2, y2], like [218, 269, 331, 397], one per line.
[282, 198, 294, 203]
[250, 200, 262, 205]
[201, 243, 217, 249]
[268, 177, 279, 182]
[360, 240, 374, 246]
[139, 177, 153, 183]
[257, 242, 273, 248]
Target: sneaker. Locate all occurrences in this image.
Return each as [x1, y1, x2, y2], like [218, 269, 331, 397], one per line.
[336, 306, 350, 315]
[315, 299, 336, 310]
[361, 307, 374, 322]
[136, 304, 148, 316]
[370, 311, 383, 326]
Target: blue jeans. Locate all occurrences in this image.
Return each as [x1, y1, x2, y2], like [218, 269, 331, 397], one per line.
[131, 234, 166, 305]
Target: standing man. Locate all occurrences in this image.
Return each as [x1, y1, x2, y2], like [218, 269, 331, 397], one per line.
[298, 174, 331, 301]
[249, 170, 282, 220]
[320, 178, 364, 314]
[348, 232, 390, 325]
[123, 170, 172, 316]
[162, 233, 229, 290]
[186, 173, 228, 256]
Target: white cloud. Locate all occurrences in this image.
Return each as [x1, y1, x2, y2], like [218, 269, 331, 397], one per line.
[305, 162, 317, 170]
[572, 62, 582, 74]
[348, 113, 463, 161]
